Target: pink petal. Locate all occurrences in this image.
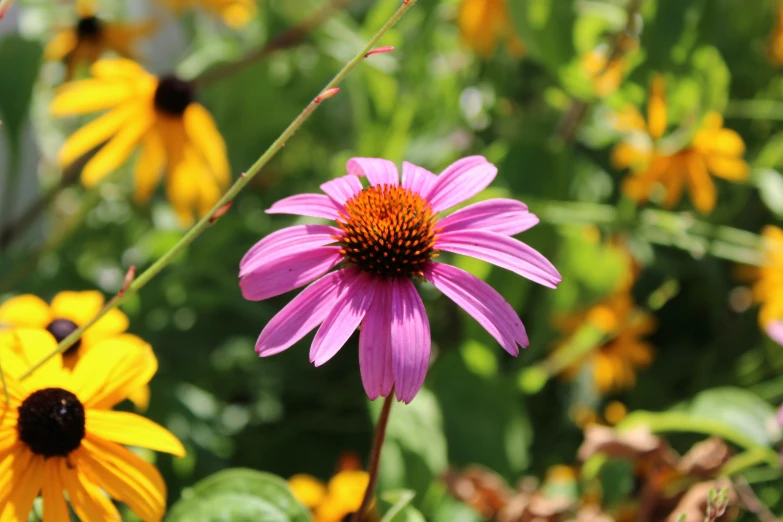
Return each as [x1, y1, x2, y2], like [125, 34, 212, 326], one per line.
[436, 229, 562, 289]
[240, 247, 343, 301]
[766, 321, 783, 347]
[347, 158, 399, 187]
[320, 174, 363, 206]
[310, 272, 377, 367]
[240, 225, 342, 277]
[255, 269, 354, 356]
[401, 161, 437, 198]
[437, 198, 539, 236]
[777, 403, 783, 428]
[266, 194, 342, 220]
[390, 278, 431, 404]
[359, 279, 394, 400]
[422, 262, 527, 355]
[426, 156, 497, 213]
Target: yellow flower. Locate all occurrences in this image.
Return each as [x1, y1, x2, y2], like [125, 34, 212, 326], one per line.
[457, 0, 525, 57]
[554, 290, 655, 394]
[0, 291, 154, 410]
[290, 470, 371, 522]
[45, 0, 155, 80]
[0, 328, 184, 521]
[744, 225, 783, 328]
[613, 76, 749, 214]
[161, 0, 257, 28]
[51, 58, 231, 225]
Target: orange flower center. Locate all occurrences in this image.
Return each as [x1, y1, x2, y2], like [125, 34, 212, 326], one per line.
[338, 185, 438, 279]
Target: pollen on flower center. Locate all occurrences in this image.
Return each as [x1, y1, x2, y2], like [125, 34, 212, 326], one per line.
[17, 387, 86, 458]
[46, 318, 82, 355]
[154, 75, 194, 117]
[337, 184, 438, 279]
[76, 16, 103, 39]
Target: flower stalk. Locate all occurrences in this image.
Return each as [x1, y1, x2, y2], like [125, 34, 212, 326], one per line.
[18, 0, 418, 382]
[351, 391, 395, 522]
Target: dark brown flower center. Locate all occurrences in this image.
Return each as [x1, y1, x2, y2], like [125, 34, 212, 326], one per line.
[76, 16, 102, 39]
[46, 318, 81, 356]
[154, 75, 194, 117]
[337, 185, 438, 279]
[17, 388, 86, 458]
[341, 513, 356, 522]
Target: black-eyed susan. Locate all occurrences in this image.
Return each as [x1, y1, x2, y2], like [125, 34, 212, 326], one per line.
[289, 467, 373, 522]
[0, 290, 154, 410]
[457, 0, 525, 58]
[613, 76, 749, 214]
[51, 58, 230, 225]
[554, 290, 655, 394]
[0, 328, 184, 520]
[160, 0, 257, 28]
[45, 0, 155, 80]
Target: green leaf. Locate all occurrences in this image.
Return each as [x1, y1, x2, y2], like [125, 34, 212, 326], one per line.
[380, 490, 425, 522]
[0, 35, 42, 152]
[508, 0, 576, 73]
[690, 46, 730, 114]
[166, 469, 312, 522]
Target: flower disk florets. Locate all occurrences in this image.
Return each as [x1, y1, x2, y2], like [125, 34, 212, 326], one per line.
[154, 75, 194, 117]
[76, 16, 102, 39]
[337, 184, 438, 279]
[17, 388, 86, 458]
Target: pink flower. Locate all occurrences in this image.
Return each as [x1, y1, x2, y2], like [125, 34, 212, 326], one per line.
[240, 156, 561, 403]
[766, 321, 783, 346]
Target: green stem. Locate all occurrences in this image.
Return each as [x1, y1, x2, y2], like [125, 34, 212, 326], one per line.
[720, 449, 777, 477]
[18, 0, 418, 381]
[725, 100, 783, 121]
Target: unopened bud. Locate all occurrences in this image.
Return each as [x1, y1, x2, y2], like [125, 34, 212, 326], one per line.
[315, 88, 340, 103]
[119, 266, 136, 296]
[210, 201, 233, 223]
[365, 46, 394, 58]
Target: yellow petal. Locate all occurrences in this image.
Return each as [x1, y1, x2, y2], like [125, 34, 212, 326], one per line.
[0, 328, 63, 387]
[611, 141, 651, 169]
[128, 384, 151, 412]
[222, 3, 255, 27]
[184, 103, 231, 186]
[705, 154, 749, 181]
[694, 127, 745, 156]
[0, 451, 43, 522]
[42, 458, 69, 522]
[685, 152, 716, 213]
[0, 294, 51, 328]
[101, 22, 156, 57]
[701, 111, 724, 130]
[458, 0, 505, 56]
[134, 133, 166, 203]
[326, 470, 368, 512]
[59, 456, 121, 521]
[89, 57, 151, 80]
[0, 444, 26, 507]
[80, 437, 166, 522]
[76, 0, 96, 17]
[72, 336, 156, 409]
[82, 106, 155, 187]
[57, 102, 139, 168]
[50, 290, 104, 326]
[51, 78, 138, 116]
[165, 147, 223, 225]
[612, 105, 647, 133]
[82, 308, 130, 348]
[86, 410, 185, 457]
[646, 74, 667, 140]
[44, 29, 77, 61]
[288, 475, 327, 509]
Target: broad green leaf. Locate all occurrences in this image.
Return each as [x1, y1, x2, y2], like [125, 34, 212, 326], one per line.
[380, 490, 426, 522]
[757, 169, 783, 217]
[167, 468, 312, 522]
[0, 35, 42, 152]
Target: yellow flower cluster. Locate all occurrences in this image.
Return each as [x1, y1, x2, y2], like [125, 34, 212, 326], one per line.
[612, 75, 749, 214]
[289, 468, 372, 522]
[0, 291, 184, 520]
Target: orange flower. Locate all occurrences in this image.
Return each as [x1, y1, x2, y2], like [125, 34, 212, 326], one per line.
[769, 7, 783, 65]
[614, 76, 749, 213]
[554, 289, 655, 394]
[457, 0, 525, 57]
